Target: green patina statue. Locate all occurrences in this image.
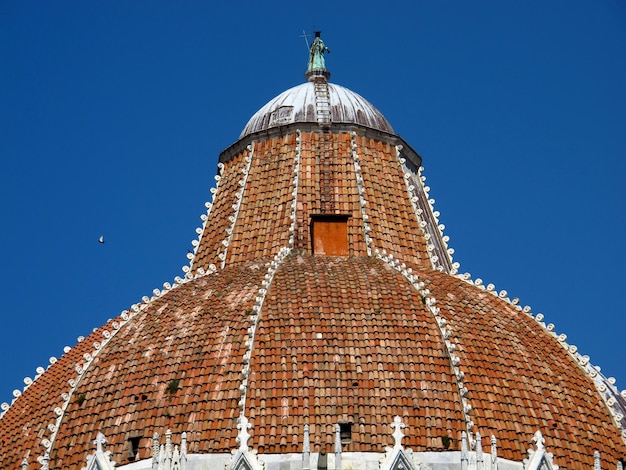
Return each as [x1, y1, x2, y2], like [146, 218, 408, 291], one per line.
[307, 31, 330, 72]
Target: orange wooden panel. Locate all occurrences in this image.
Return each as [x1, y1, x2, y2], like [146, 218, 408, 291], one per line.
[312, 217, 349, 256]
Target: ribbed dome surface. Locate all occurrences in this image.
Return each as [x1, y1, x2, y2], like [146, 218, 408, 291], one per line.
[240, 82, 394, 138]
[1, 255, 623, 468]
[2, 59, 625, 469]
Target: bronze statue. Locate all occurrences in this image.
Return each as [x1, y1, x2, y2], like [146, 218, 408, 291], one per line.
[308, 31, 330, 72]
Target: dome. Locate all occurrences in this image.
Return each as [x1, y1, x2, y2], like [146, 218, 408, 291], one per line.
[240, 82, 394, 138]
[2, 35, 625, 470]
[2, 251, 625, 468]
[3, 124, 625, 469]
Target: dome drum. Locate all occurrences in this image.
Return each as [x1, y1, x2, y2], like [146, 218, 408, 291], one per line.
[221, 123, 422, 171]
[193, 129, 439, 272]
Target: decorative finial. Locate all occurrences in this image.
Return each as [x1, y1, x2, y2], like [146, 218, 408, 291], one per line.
[152, 432, 160, 469]
[475, 433, 484, 467]
[181, 432, 187, 457]
[461, 432, 469, 469]
[490, 435, 498, 467]
[236, 415, 253, 452]
[531, 430, 545, 450]
[390, 416, 406, 449]
[334, 424, 342, 470]
[94, 432, 107, 453]
[305, 31, 330, 81]
[302, 424, 311, 470]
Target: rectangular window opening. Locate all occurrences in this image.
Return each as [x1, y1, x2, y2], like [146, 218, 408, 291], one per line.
[128, 436, 142, 461]
[339, 422, 352, 442]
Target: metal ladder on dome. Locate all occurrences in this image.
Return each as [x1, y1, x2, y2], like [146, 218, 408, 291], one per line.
[314, 79, 331, 129]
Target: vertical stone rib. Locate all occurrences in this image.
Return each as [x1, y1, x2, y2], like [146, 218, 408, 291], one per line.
[237, 247, 291, 417]
[376, 250, 475, 436]
[350, 132, 373, 256]
[288, 130, 303, 248]
[395, 145, 455, 273]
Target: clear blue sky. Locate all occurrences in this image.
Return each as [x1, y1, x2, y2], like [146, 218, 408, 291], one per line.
[1, 2, 625, 405]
